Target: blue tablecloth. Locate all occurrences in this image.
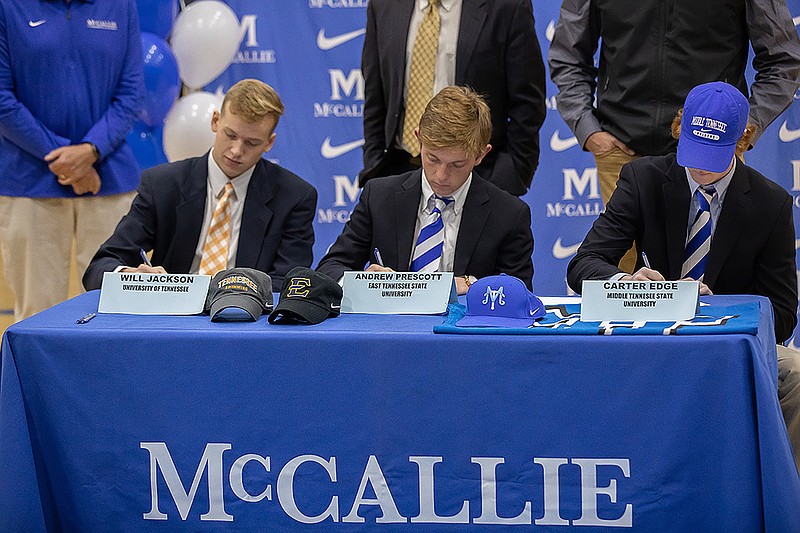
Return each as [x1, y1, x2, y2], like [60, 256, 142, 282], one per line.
[1, 291, 798, 532]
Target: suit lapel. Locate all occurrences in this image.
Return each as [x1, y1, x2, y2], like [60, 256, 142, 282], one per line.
[236, 160, 274, 268]
[171, 156, 209, 273]
[455, 0, 487, 82]
[663, 162, 691, 280]
[396, 171, 423, 270]
[704, 165, 751, 288]
[454, 175, 490, 273]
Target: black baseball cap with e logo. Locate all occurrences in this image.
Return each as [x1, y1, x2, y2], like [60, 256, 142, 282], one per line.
[268, 267, 343, 324]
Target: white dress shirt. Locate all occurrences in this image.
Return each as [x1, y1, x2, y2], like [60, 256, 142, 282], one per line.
[410, 171, 472, 271]
[398, 0, 463, 150]
[189, 149, 255, 273]
[684, 159, 736, 238]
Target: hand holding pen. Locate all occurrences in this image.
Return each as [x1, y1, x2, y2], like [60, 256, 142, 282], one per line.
[365, 247, 394, 273]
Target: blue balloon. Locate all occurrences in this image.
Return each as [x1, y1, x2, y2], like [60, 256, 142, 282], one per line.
[136, 0, 178, 40]
[140, 32, 181, 128]
[127, 121, 168, 171]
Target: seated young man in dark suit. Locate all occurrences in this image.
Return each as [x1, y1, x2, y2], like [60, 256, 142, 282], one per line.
[83, 79, 317, 290]
[316, 86, 533, 295]
[567, 81, 800, 472]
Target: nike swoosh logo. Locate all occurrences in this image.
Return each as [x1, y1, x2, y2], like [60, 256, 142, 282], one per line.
[552, 237, 581, 259]
[28, 20, 46, 27]
[545, 20, 555, 42]
[779, 120, 800, 143]
[550, 130, 579, 152]
[321, 137, 364, 159]
[330, 304, 341, 310]
[316, 28, 366, 50]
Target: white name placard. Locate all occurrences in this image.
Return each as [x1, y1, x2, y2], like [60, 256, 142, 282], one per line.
[341, 271, 455, 314]
[98, 272, 211, 315]
[580, 280, 699, 321]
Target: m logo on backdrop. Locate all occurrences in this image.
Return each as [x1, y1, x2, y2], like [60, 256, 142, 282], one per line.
[232, 14, 276, 64]
[318, 175, 359, 224]
[546, 167, 602, 218]
[308, 0, 368, 8]
[315, 70, 364, 118]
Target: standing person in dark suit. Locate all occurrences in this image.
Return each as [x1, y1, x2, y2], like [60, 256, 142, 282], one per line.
[317, 86, 533, 295]
[567, 82, 800, 472]
[83, 79, 317, 291]
[360, 0, 546, 196]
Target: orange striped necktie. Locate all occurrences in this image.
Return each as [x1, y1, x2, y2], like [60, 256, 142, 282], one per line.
[198, 182, 235, 276]
[403, 0, 440, 157]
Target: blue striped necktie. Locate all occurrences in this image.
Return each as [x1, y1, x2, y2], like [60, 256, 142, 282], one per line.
[410, 195, 453, 272]
[681, 186, 716, 281]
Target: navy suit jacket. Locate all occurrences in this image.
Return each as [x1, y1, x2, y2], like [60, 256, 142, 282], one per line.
[83, 154, 317, 290]
[316, 170, 534, 289]
[567, 153, 798, 342]
[360, 0, 546, 195]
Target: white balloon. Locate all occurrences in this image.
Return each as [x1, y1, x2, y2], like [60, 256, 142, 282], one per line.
[170, 1, 240, 89]
[162, 91, 224, 162]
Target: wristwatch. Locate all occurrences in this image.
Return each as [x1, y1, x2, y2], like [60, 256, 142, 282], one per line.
[462, 275, 477, 288]
[86, 142, 100, 160]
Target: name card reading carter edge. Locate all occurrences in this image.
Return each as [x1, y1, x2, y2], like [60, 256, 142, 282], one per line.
[580, 280, 700, 322]
[341, 271, 455, 314]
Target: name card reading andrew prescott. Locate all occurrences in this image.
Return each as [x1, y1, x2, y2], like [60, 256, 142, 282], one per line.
[98, 272, 211, 315]
[341, 271, 454, 314]
[580, 280, 699, 322]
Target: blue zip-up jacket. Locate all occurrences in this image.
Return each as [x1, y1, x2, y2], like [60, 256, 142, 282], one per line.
[0, 0, 144, 197]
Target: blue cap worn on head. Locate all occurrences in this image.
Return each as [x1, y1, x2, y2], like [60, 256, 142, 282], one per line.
[455, 274, 545, 328]
[677, 81, 749, 173]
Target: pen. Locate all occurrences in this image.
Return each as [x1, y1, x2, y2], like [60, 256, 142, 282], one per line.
[76, 312, 96, 324]
[373, 247, 384, 267]
[139, 248, 153, 267]
[641, 251, 652, 269]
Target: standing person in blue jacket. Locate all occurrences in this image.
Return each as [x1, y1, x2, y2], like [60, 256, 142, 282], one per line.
[0, 0, 144, 321]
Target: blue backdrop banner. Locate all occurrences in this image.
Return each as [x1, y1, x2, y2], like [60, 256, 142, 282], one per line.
[182, 1, 800, 341]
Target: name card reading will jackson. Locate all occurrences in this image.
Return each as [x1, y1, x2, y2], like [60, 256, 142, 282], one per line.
[580, 280, 699, 321]
[98, 272, 211, 315]
[341, 271, 455, 314]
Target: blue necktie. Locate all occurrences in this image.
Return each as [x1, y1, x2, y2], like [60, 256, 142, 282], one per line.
[410, 195, 453, 272]
[681, 186, 716, 281]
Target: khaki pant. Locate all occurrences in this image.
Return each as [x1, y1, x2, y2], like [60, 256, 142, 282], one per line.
[778, 344, 800, 475]
[594, 148, 639, 274]
[0, 193, 135, 321]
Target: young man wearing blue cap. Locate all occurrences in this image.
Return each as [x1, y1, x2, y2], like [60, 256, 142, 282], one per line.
[567, 81, 800, 472]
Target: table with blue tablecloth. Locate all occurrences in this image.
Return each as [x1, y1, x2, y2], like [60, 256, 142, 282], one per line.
[1, 291, 798, 532]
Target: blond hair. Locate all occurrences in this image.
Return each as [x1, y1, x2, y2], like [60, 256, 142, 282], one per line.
[417, 86, 492, 158]
[221, 79, 285, 125]
[671, 108, 756, 157]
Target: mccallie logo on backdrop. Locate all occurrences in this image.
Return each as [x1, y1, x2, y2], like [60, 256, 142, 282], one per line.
[140, 442, 633, 527]
[308, 0, 368, 7]
[231, 16, 276, 65]
[315, 69, 364, 119]
[546, 167, 602, 219]
[319, 175, 359, 224]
